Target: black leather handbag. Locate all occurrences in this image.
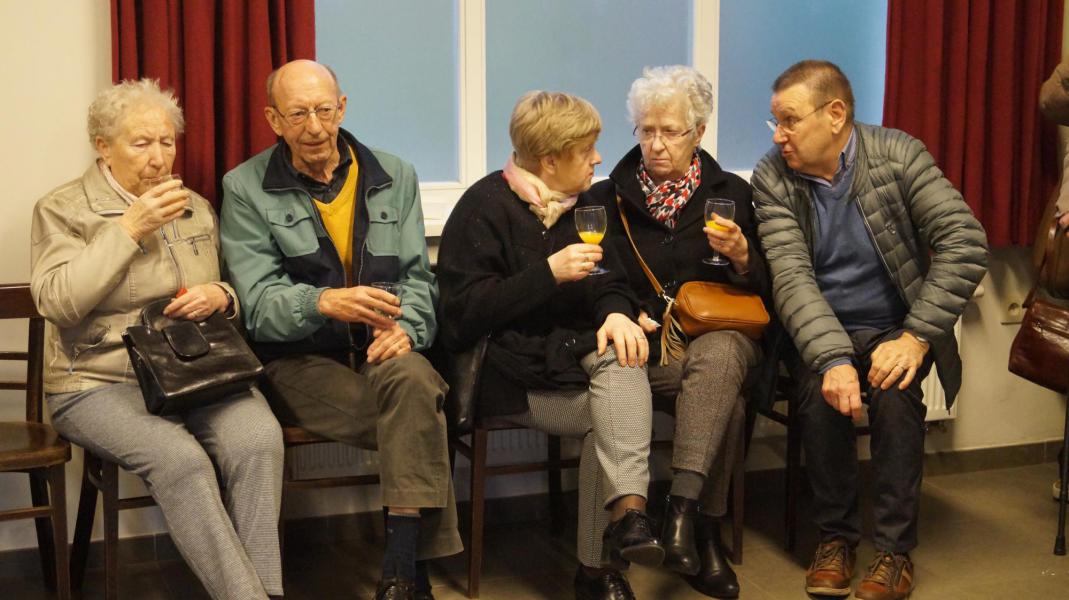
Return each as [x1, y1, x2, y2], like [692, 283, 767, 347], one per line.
[122, 298, 263, 415]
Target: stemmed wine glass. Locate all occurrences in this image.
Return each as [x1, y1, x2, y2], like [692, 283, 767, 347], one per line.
[574, 206, 609, 275]
[704, 199, 735, 266]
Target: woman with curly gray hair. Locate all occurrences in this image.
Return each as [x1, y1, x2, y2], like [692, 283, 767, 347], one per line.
[586, 65, 771, 599]
[30, 79, 283, 600]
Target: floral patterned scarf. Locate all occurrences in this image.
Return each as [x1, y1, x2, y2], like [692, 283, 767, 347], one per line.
[638, 151, 702, 229]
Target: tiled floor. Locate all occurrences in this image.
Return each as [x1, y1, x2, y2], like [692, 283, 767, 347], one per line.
[6, 462, 1069, 599]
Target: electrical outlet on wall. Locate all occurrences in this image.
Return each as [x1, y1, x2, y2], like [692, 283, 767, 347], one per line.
[1001, 299, 1025, 325]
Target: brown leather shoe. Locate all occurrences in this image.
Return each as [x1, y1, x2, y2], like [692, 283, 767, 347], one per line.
[854, 551, 914, 600]
[805, 538, 856, 596]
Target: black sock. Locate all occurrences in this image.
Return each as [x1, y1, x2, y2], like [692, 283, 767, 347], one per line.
[382, 513, 420, 582]
[414, 560, 431, 592]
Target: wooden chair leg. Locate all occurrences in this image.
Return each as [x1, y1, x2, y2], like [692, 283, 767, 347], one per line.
[71, 457, 99, 589]
[29, 469, 56, 591]
[785, 391, 802, 552]
[731, 430, 745, 565]
[467, 429, 488, 599]
[101, 459, 120, 600]
[547, 435, 564, 534]
[47, 464, 71, 600]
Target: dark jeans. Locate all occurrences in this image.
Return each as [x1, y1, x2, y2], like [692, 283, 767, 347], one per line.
[786, 327, 932, 554]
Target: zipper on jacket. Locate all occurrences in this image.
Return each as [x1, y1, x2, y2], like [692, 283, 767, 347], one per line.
[854, 196, 909, 304]
[67, 326, 110, 375]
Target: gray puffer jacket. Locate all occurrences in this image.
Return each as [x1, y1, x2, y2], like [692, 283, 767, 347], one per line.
[752, 123, 988, 406]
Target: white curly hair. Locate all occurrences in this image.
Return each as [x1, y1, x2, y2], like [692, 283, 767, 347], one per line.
[87, 78, 184, 144]
[626, 65, 714, 129]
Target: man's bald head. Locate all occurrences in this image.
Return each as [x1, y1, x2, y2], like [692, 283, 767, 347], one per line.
[266, 60, 341, 107]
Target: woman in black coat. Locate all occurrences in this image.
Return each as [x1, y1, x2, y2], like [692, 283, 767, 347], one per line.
[437, 91, 663, 600]
[585, 66, 771, 600]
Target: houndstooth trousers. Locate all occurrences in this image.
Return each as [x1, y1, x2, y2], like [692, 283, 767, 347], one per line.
[509, 348, 653, 568]
[48, 383, 284, 599]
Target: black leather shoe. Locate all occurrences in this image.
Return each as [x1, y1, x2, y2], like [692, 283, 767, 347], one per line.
[684, 516, 739, 599]
[602, 508, 665, 569]
[374, 578, 416, 600]
[574, 566, 636, 600]
[661, 495, 701, 576]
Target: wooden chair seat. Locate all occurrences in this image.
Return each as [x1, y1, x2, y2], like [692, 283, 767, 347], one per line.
[281, 425, 333, 446]
[0, 423, 70, 470]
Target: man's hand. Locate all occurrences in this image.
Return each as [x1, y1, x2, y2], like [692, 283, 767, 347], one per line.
[704, 215, 750, 272]
[596, 312, 648, 367]
[868, 331, 929, 391]
[547, 243, 602, 284]
[118, 178, 189, 242]
[366, 323, 412, 364]
[636, 311, 660, 334]
[317, 286, 400, 329]
[822, 364, 862, 420]
[1059, 212, 1069, 236]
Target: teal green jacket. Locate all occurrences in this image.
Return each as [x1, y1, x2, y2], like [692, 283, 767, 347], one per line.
[220, 130, 438, 362]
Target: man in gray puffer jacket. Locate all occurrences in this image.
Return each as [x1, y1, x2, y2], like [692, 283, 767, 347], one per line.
[752, 60, 987, 600]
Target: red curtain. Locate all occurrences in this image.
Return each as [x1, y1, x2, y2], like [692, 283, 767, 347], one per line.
[111, 0, 315, 206]
[883, 0, 1063, 247]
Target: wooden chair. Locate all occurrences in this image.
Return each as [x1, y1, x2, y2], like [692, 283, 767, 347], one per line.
[278, 424, 381, 565]
[0, 283, 71, 600]
[70, 451, 156, 599]
[437, 337, 579, 598]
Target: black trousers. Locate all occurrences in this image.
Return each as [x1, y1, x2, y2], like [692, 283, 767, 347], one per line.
[786, 327, 932, 553]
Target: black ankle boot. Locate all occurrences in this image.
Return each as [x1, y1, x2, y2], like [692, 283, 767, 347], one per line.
[660, 495, 700, 576]
[684, 515, 739, 599]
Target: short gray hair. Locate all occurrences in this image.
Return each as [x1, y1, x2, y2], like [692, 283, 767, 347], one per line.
[265, 63, 341, 107]
[626, 65, 714, 129]
[87, 79, 184, 144]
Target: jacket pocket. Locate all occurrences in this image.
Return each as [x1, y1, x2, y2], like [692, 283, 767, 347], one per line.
[267, 208, 319, 257]
[366, 205, 400, 256]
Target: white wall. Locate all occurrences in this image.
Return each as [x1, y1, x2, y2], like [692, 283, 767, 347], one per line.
[0, 2, 1065, 554]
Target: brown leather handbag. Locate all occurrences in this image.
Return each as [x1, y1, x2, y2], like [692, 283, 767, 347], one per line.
[616, 197, 770, 364]
[1009, 222, 1069, 393]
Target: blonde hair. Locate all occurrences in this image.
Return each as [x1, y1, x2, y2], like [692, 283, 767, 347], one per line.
[626, 65, 714, 129]
[509, 91, 601, 170]
[87, 79, 184, 144]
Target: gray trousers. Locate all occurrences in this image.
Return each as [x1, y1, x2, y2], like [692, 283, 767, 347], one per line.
[48, 383, 283, 600]
[262, 351, 463, 559]
[512, 348, 653, 568]
[648, 330, 760, 517]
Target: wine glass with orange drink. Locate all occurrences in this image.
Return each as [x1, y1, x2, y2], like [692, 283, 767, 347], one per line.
[574, 205, 609, 275]
[704, 199, 735, 265]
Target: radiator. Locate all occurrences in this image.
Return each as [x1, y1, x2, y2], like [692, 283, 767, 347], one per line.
[920, 319, 961, 422]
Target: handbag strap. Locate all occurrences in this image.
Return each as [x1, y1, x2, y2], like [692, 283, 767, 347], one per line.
[1028, 220, 1064, 308]
[615, 195, 670, 301]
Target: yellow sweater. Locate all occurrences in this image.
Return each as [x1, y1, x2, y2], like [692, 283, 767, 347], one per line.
[313, 148, 359, 284]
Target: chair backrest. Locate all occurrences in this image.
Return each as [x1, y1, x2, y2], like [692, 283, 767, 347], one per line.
[435, 336, 489, 436]
[0, 284, 45, 423]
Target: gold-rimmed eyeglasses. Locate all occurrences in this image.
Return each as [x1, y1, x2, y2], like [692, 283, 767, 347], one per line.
[272, 103, 341, 127]
[766, 100, 832, 135]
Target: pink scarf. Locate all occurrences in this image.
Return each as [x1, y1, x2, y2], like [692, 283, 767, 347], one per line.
[502, 154, 578, 228]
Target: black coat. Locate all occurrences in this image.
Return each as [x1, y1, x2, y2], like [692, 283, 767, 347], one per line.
[437, 171, 641, 417]
[585, 146, 772, 364]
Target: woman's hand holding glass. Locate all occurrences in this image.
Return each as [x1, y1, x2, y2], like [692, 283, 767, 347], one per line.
[547, 243, 603, 283]
[119, 176, 189, 242]
[703, 199, 749, 271]
[163, 283, 229, 321]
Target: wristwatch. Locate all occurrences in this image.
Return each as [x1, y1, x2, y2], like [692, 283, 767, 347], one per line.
[213, 283, 235, 315]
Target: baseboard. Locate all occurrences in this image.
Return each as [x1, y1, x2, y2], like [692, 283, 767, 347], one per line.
[0, 439, 1060, 580]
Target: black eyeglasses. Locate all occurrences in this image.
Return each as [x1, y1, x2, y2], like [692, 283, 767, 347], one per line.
[766, 100, 832, 135]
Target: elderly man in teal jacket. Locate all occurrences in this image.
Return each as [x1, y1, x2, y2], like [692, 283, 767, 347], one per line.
[220, 59, 459, 600]
[752, 60, 987, 600]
